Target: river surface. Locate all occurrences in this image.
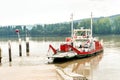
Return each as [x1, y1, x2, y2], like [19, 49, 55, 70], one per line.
[0, 35, 120, 80]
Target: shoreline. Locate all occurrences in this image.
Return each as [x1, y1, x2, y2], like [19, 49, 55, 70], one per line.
[0, 64, 62, 80]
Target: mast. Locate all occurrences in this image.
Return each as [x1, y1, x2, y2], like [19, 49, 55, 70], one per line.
[91, 12, 93, 37]
[71, 13, 73, 38]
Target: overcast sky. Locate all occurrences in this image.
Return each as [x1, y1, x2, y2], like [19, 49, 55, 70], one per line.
[0, 0, 119, 25]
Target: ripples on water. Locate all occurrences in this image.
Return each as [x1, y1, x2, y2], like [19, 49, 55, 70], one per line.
[0, 35, 120, 80]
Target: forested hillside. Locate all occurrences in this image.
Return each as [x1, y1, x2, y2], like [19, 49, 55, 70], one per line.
[0, 14, 120, 37]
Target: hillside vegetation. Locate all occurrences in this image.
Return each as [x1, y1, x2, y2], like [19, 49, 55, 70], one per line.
[0, 14, 120, 37]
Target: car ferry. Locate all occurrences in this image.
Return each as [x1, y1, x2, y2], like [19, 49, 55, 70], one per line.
[47, 13, 103, 62]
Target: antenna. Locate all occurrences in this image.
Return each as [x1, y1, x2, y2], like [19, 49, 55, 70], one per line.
[71, 13, 73, 38]
[91, 12, 93, 37]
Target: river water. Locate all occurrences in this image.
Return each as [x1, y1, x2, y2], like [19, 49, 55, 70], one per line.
[0, 35, 120, 80]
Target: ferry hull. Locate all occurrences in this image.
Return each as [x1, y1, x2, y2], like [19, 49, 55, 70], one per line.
[49, 48, 103, 63]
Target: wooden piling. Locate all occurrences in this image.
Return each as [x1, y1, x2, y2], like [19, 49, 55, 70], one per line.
[26, 37, 29, 53]
[8, 41, 12, 62]
[0, 47, 2, 63]
[19, 39, 22, 57]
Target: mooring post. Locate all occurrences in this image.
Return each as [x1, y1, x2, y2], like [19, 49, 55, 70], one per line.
[8, 40, 12, 62]
[0, 47, 2, 63]
[26, 37, 29, 54]
[19, 38, 22, 57]
[15, 29, 22, 57]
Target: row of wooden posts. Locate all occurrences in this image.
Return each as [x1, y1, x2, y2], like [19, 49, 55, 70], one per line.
[0, 29, 30, 63]
[0, 37, 30, 63]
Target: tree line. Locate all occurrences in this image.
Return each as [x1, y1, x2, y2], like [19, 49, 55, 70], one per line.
[0, 14, 120, 37]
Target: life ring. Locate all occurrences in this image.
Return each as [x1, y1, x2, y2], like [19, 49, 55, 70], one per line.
[66, 37, 72, 42]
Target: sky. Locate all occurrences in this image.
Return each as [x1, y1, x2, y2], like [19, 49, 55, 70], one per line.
[0, 0, 119, 26]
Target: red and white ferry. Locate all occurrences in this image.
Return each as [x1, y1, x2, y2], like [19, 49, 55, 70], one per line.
[47, 13, 103, 62]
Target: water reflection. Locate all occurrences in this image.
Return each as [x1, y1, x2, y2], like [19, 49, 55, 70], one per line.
[55, 53, 103, 80]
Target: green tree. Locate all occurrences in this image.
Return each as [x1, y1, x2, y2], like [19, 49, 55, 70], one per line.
[113, 16, 120, 34]
[79, 19, 91, 29]
[96, 17, 111, 34]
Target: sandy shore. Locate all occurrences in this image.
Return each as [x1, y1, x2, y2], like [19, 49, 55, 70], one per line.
[0, 65, 62, 80]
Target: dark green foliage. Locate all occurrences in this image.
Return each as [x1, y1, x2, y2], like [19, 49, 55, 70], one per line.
[0, 14, 120, 37]
[113, 16, 120, 34]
